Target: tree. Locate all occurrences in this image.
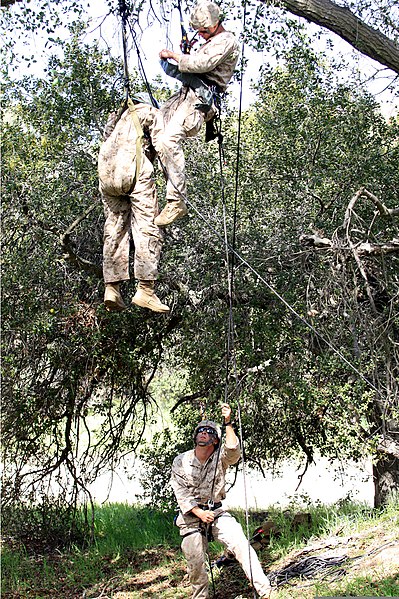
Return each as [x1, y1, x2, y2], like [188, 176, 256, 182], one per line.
[1, 0, 398, 550]
[140, 39, 398, 508]
[1, 31, 182, 543]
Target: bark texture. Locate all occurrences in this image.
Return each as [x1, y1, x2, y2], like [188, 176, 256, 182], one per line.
[373, 455, 399, 507]
[271, 0, 399, 74]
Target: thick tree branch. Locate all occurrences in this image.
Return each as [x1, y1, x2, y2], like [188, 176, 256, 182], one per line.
[270, 0, 399, 74]
[377, 437, 399, 460]
[362, 189, 399, 217]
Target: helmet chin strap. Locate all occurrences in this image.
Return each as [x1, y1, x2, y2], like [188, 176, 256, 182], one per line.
[196, 435, 217, 447]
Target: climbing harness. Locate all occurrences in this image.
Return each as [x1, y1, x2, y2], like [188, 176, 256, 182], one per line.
[160, 59, 221, 113]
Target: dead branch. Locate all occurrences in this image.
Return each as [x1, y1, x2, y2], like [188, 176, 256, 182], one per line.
[170, 391, 209, 413]
[300, 235, 399, 255]
[60, 202, 102, 278]
[361, 189, 399, 218]
[299, 234, 332, 248]
[356, 241, 399, 256]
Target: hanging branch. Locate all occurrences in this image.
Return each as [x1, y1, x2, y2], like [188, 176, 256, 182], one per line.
[60, 202, 102, 278]
[170, 391, 210, 413]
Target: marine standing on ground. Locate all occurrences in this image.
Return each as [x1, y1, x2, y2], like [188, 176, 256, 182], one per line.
[154, 1, 239, 227]
[170, 403, 272, 598]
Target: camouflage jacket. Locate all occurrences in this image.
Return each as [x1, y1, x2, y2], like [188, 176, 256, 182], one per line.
[170, 441, 241, 515]
[178, 31, 239, 91]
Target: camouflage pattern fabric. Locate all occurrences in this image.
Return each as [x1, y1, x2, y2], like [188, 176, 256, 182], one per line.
[171, 442, 272, 598]
[178, 31, 239, 92]
[99, 104, 164, 283]
[151, 87, 204, 203]
[171, 443, 240, 515]
[153, 30, 239, 204]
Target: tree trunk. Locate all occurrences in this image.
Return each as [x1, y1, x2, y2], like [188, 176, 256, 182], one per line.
[268, 0, 399, 75]
[373, 454, 399, 507]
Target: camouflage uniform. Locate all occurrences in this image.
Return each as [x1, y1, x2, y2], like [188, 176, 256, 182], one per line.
[98, 104, 164, 283]
[171, 440, 272, 599]
[154, 30, 239, 203]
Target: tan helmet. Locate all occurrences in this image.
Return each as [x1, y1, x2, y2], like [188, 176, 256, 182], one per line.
[194, 419, 221, 442]
[189, 1, 221, 30]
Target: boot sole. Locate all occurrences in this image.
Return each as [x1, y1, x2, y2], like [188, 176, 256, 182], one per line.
[154, 211, 188, 227]
[132, 297, 170, 313]
[104, 300, 127, 312]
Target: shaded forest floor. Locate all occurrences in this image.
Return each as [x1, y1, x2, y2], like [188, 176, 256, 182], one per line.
[2, 501, 399, 598]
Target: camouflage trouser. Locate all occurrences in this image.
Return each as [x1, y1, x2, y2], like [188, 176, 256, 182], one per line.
[101, 153, 163, 283]
[176, 510, 272, 599]
[152, 87, 205, 203]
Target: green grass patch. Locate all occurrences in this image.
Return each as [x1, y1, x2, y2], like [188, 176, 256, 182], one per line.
[93, 503, 181, 554]
[2, 499, 399, 599]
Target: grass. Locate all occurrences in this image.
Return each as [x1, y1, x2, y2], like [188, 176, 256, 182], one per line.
[2, 499, 399, 598]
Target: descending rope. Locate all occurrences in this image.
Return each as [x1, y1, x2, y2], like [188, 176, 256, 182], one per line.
[117, 0, 159, 108]
[215, 4, 257, 597]
[118, 0, 131, 102]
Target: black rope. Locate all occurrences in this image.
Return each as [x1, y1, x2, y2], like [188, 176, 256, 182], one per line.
[118, 0, 131, 102]
[269, 554, 349, 586]
[127, 21, 160, 108]
[268, 540, 398, 588]
[117, 0, 159, 108]
[223, 4, 257, 597]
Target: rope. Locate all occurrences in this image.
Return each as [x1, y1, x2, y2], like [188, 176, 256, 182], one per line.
[268, 540, 398, 588]
[118, 0, 130, 102]
[224, 4, 257, 597]
[127, 22, 160, 108]
[210, 4, 257, 597]
[117, 0, 159, 108]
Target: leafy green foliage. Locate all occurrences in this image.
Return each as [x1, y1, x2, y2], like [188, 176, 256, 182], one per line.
[1, 0, 398, 551]
[1, 26, 182, 533]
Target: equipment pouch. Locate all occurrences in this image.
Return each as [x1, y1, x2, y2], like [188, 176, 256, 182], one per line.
[205, 116, 220, 142]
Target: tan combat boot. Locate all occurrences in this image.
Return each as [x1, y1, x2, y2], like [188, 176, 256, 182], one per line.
[104, 283, 127, 312]
[132, 280, 170, 313]
[154, 199, 188, 227]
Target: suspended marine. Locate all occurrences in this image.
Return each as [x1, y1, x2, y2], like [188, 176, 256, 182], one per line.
[154, 0, 239, 227]
[98, 96, 170, 313]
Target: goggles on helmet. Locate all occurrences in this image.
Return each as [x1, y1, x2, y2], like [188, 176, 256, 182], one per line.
[196, 426, 217, 435]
